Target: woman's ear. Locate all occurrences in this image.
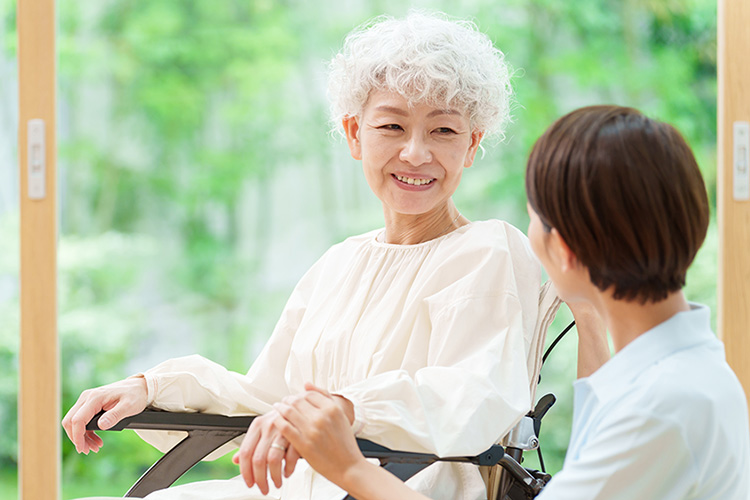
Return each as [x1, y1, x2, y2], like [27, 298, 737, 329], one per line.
[464, 129, 484, 168]
[550, 228, 579, 272]
[342, 116, 362, 160]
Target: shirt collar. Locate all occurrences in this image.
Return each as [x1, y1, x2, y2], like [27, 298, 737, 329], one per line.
[579, 303, 716, 402]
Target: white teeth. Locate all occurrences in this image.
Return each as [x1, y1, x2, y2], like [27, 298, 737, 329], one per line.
[395, 174, 433, 186]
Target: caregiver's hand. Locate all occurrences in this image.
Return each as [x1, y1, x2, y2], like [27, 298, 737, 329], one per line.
[233, 385, 354, 494]
[274, 383, 362, 487]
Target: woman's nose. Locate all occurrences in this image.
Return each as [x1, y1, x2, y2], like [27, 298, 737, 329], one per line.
[399, 135, 432, 166]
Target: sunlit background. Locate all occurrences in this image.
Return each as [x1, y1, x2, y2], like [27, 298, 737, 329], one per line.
[0, 0, 717, 497]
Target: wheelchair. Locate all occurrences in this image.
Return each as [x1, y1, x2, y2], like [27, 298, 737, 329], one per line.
[87, 390, 556, 500]
[83, 283, 569, 499]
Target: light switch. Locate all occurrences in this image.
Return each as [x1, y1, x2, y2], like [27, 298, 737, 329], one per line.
[27, 119, 45, 200]
[734, 121, 750, 201]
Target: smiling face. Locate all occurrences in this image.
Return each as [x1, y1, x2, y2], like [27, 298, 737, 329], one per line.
[343, 90, 483, 219]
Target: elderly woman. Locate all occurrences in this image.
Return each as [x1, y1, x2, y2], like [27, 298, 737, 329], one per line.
[64, 11, 550, 500]
[272, 106, 750, 499]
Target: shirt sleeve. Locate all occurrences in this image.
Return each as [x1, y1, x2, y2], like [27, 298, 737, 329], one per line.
[141, 285, 308, 415]
[140, 247, 333, 414]
[133, 254, 322, 454]
[337, 290, 532, 457]
[536, 411, 695, 500]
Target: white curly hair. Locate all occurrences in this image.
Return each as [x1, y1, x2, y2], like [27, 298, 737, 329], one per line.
[328, 10, 514, 138]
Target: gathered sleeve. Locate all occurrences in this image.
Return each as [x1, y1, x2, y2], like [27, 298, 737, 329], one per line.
[337, 290, 532, 457]
[133, 255, 322, 453]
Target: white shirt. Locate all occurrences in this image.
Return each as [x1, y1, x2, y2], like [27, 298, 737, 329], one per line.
[538, 304, 750, 500]
[135, 220, 545, 500]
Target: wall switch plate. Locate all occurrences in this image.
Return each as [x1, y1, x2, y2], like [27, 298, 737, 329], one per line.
[734, 121, 750, 201]
[27, 119, 46, 200]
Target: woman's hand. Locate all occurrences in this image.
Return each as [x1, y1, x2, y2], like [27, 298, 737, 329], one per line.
[62, 376, 149, 454]
[274, 383, 432, 500]
[233, 385, 355, 493]
[273, 383, 364, 488]
[232, 406, 301, 494]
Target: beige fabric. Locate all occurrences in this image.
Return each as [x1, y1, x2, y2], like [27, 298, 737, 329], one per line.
[88, 221, 546, 500]
[528, 281, 562, 404]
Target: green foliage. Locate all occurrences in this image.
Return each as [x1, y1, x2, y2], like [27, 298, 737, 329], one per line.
[0, 0, 720, 495]
[57, 233, 160, 496]
[0, 214, 19, 471]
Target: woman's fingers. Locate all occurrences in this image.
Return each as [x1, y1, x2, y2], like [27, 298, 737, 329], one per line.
[284, 444, 301, 478]
[274, 399, 313, 430]
[274, 404, 302, 443]
[237, 411, 288, 495]
[252, 429, 283, 495]
[251, 437, 271, 494]
[275, 408, 311, 480]
[267, 434, 289, 489]
[237, 421, 261, 488]
[274, 392, 362, 486]
[303, 382, 331, 396]
[62, 390, 96, 452]
[302, 389, 334, 408]
[275, 396, 344, 450]
[235, 388, 344, 493]
[83, 432, 103, 454]
[299, 385, 356, 426]
[61, 377, 148, 454]
[65, 391, 107, 453]
[97, 395, 141, 430]
[97, 401, 126, 430]
[61, 396, 85, 446]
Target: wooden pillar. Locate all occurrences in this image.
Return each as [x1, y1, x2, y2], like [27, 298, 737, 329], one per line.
[718, 0, 750, 404]
[18, 0, 59, 499]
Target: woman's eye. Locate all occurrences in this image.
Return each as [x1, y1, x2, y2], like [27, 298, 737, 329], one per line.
[434, 127, 457, 134]
[379, 124, 403, 131]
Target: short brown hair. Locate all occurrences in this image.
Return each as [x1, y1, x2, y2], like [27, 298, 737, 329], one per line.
[525, 105, 709, 303]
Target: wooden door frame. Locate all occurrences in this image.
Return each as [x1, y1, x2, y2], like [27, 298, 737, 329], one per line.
[18, 0, 58, 499]
[718, 0, 750, 405]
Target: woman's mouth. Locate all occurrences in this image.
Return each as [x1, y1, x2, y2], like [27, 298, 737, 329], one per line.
[393, 174, 435, 186]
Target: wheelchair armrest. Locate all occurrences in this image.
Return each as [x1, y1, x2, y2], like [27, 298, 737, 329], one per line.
[87, 410, 542, 498]
[87, 408, 256, 433]
[87, 409, 256, 497]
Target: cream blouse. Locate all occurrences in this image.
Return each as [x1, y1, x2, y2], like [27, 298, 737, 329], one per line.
[135, 220, 545, 500]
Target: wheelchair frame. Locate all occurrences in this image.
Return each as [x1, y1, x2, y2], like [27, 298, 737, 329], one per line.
[82, 284, 566, 499]
[87, 393, 555, 500]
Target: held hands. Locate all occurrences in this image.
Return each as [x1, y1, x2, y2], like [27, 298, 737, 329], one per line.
[273, 383, 364, 489]
[62, 376, 149, 454]
[233, 383, 357, 494]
